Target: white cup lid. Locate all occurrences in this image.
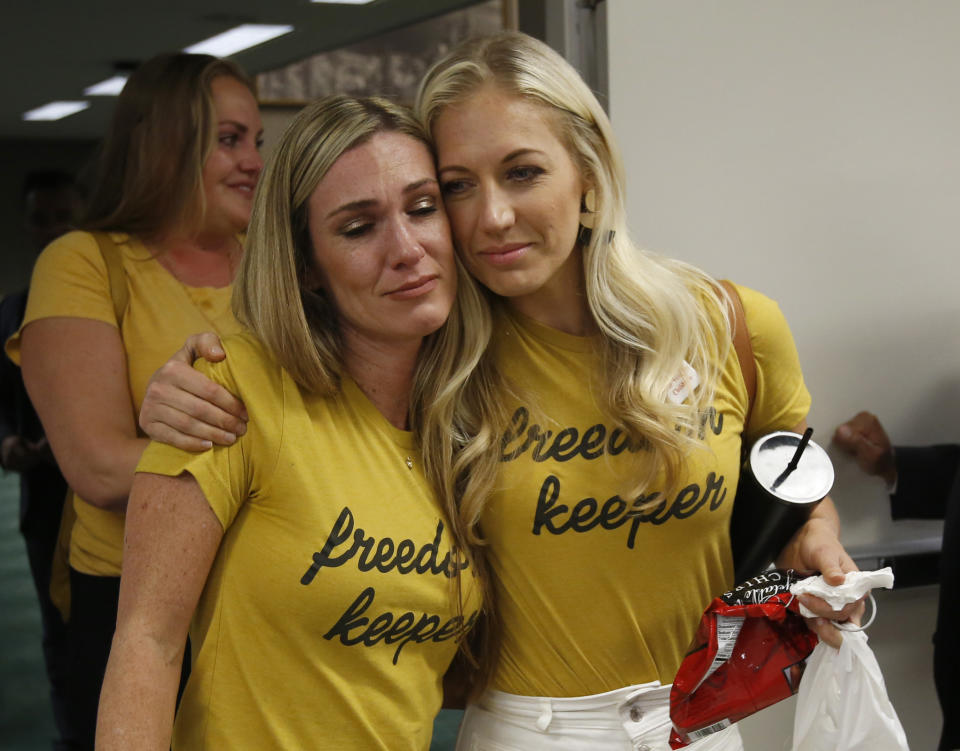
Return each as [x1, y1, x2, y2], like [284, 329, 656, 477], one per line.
[749, 431, 834, 504]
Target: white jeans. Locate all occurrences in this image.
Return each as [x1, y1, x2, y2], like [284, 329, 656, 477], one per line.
[455, 681, 744, 751]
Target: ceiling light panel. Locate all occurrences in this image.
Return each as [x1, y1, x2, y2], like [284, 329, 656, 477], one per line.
[185, 24, 294, 57]
[84, 75, 129, 96]
[22, 101, 91, 121]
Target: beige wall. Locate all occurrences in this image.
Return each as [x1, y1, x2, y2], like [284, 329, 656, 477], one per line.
[607, 1, 955, 746]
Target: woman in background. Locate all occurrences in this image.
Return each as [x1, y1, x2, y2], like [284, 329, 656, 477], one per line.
[8, 52, 262, 749]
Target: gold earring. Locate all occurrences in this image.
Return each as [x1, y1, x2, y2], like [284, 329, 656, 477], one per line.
[577, 188, 615, 246]
[580, 188, 597, 227]
[577, 188, 597, 246]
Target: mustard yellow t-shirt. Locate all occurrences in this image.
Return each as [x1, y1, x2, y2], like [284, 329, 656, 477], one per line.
[137, 332, 481, 750]
[6, 230, 242, 576]
[483, 283, 811, 697]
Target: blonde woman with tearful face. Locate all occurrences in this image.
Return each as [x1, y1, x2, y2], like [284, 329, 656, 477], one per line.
[138, 35, 862, 751]
[6, 52, 263, 750]
[95, 96, 485, 750]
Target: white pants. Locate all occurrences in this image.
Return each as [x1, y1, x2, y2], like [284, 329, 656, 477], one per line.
[455, 681, 744, 751]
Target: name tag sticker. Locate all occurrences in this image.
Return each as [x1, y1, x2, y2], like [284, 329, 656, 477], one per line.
[668, 361, 700, 405]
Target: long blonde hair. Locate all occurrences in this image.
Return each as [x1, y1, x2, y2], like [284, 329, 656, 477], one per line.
[235, 95, 495, 674]
[416, 32, 731, 549]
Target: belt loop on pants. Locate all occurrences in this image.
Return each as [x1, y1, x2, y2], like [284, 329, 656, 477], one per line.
[617, 683, 672, 750]
[535, 697, 553, 732]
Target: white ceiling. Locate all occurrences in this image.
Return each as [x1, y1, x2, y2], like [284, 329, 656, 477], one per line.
[4, 0, 486, 141]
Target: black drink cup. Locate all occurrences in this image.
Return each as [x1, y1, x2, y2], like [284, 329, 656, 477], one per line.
[730, 429, 834, 583]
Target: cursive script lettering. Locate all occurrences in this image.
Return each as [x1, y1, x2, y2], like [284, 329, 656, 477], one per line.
[500, 407, 647, 463]
[699, 406, 723, 439]
[323, 587, 479, 664]
[300, 506, 468, 585]
[532, 472, 728, 548]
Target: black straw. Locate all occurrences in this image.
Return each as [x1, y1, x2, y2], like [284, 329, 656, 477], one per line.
[770, 427, 814, 492]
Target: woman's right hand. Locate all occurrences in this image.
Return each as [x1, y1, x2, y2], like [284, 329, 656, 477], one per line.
[139, 332, 247, 451]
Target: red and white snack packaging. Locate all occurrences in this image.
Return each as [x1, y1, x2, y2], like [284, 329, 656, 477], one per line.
[669, 569, 818, 749]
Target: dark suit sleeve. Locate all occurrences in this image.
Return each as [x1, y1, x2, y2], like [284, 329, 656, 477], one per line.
[890, 444, 960, 520]
[0, 292, 27, 451]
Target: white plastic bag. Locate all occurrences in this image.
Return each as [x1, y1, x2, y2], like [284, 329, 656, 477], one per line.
[792, 629, 909, 751]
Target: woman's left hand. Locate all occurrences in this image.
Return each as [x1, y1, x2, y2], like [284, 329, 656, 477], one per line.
[770, 418, 863, 647]
[776, 512, 863, 647]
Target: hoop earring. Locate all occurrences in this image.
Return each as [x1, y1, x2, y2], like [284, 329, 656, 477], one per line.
[576, 188, 614, 246]
[577, 188, 597, 246]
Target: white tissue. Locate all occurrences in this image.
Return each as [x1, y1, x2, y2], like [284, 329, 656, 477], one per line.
[789, 567, 895, 617]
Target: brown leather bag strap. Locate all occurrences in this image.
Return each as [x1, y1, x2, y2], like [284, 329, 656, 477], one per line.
[719, 280, 756, 431]
[91, 231, 129, 325]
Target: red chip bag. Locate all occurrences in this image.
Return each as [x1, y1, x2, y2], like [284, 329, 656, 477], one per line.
[669, 569, 818, 748]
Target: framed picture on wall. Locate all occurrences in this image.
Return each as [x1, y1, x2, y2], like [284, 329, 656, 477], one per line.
[256, 0, 515, 108]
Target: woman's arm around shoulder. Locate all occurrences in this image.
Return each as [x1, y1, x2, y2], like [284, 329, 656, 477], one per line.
[96, 471, 223, 750]
[140, 332, 247, 451]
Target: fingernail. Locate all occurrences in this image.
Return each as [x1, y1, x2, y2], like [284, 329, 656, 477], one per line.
[225, 432, 236, 443]
[212, 346, 225, 356]
[201, 440, 213, 449]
